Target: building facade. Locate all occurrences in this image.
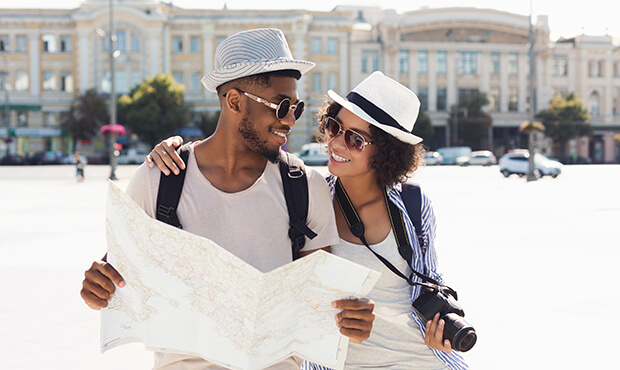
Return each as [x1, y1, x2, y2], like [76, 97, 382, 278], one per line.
[0, 1, 618, 162]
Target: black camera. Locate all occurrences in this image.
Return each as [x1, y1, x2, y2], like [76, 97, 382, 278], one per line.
[412, 287, 477, 352]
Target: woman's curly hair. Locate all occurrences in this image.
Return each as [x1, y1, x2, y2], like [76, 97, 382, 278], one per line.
[317, 100, 425, 188]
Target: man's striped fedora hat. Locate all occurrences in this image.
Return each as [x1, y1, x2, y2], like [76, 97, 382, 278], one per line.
[201, 28, 315, 92]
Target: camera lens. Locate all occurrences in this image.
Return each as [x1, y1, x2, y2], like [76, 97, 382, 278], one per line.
[442, 313, 477, 352]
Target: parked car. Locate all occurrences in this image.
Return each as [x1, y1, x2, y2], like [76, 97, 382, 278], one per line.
[294, 143, 329, 166]
[498, 152, 563, 178]
[0, 154, 27, 165]
[117, 148, 149, 165]
[458, 150, 497, 166]
[29, 151, 61, 165]
[423, 151, 443, 165]
[436, 146, 472, 165]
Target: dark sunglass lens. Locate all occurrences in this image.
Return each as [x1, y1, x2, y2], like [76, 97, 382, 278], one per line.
[326, 118, 340, 137]
[293, 101, 305, 120]
[277, 99, 291, 119]
[345, 130, 365, 153]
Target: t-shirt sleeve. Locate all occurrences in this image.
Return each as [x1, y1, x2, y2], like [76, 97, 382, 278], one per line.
[124, 163, 160, 219]
[300, 167, 340, 252]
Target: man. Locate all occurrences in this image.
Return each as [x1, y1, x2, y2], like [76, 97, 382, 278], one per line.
[80, 28, 375, 369]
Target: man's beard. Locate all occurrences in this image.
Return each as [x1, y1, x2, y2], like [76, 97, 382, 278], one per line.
[238, 113, 281, 164]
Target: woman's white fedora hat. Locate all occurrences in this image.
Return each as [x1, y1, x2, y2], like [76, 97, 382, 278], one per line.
[201, 28, 315, 92]
[327, 71, 423, 145]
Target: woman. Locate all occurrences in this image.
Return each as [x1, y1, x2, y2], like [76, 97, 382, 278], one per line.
[147, 72, 468, 369]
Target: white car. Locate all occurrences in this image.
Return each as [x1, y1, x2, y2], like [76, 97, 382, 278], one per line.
[424, 151, 443, 165]
[498, 152, 563, 178]
[459, 150, 497, 166]
[117, 148, 149, 165]
[294, 143, 329, 166]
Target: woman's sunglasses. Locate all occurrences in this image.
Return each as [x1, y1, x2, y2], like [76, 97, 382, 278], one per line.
[324, 117, 373, 154]
[237, 89, 305, 120]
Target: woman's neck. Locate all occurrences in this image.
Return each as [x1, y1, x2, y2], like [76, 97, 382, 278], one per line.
[338, 173, 383, 209]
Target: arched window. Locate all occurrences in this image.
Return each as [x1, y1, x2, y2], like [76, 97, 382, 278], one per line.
[590, 91, 600, 116]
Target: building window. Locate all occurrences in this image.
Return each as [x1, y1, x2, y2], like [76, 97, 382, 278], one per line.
[101, 70, 111, 93]
[116, 70, 128, 94]
[508, 52, 518, 75]
[0, 73, 7, 91]
[44, 112, 57, 127]
[508, 87, 518, 111]
[458, 51, 478, 75]
[60, 71, 73, 92]
[489, 88, 500, 112]
[436, 50, 446, 74]
[131, 70, 141, 89]
[311, 38, 322, 54]
[17, 111, 27, 127]
[115, 31, 126, 52]
[43, 71, 56, 91]
[190, 36, 200, 53]
[327, 38, 338, 54]
[172, 71, 184, 87]
[15, 71, 28, 91]
[60, 36, 72, 52]
[552, 56, 568, 76]
[361, 50, 379, 73]
[130, 33, 140, 52]
[327, 72, 338, 91]
[312, 72, 322, 94]
[590, 92, 600, 116]
[589, 60, 598, 77]
[418, 87, 428, 111]
[399, 50, 409, 74]
[189, 71, 202, 92]
[42, 34, 56, 53]
[598, 60, 604, 77]
[490, 51, 500, 75]
[15, 36, 27, 52]
[0, 36, 9, 52]
[436, 88, 447, 111]
[173, 36, 183, 53]
[417, 50, 428, 74]
[614, 62, 619, 77]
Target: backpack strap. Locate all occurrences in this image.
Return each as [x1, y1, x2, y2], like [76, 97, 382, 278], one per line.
[400, 183, 425, 253]
[155, 144, 191, 229]
[278, 151, 317, 260]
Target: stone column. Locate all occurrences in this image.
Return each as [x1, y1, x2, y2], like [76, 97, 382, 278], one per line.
[147, 28, 162, 78]
[428, 50, 437, 112]
[518, 52, 527, 113]
[28, 32, 40, 97]
[499, 52, 508, 112]
[77, 28, 91, 93]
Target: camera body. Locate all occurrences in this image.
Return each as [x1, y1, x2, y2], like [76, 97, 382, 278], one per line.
[412, 287, 477, 352]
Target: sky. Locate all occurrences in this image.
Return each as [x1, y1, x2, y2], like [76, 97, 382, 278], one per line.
[4, 0, 620, 43]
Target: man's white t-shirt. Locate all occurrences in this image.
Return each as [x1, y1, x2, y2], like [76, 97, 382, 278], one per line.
[125, 144, 340, 369]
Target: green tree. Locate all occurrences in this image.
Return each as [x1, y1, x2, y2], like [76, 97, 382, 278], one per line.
[60, 88, 109, 149]
[536, 92, 591, 158]
[412, 108, 434, 146]
[448, 90, 492, 149]
[194, 110, 220, 138]
[118, 74, 191, 146]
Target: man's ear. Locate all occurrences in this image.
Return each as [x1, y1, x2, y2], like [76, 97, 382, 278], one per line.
[223, 88, 243, 114]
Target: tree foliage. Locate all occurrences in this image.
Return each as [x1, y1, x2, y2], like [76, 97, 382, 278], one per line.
[448, 89, 492, 149]
[536, 93, 591, 156]
[117, 74, 191, 147]
[61, 88, 109, 149]
[412, 108, 434, 144]
[194, 110, 220, 138]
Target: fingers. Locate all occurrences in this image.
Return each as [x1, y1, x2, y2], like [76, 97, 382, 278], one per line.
[333, 298, 375, 343]
[148, 137, 186, 176]
[80, 261, 125, 310]
[424, 313, 452, 353]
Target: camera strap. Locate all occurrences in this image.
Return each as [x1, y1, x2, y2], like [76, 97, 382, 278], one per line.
[334, 178, 457, 297]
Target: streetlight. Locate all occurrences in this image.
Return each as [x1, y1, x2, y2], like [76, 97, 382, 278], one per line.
[526, 0, 538, 182]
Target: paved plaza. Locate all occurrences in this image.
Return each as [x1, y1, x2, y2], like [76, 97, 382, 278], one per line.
[1, 163, 618, 369]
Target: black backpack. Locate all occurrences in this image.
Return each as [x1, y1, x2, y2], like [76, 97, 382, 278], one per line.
[154, 145, 317, 261]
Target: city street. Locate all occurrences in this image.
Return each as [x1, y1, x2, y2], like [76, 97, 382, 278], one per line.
[1, 163, 618, 369]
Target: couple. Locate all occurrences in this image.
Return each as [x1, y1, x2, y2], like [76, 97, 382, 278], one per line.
[81, 28, 467, 369]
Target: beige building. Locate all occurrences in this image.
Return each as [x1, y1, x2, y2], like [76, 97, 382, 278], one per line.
[0, 1, 618, 162]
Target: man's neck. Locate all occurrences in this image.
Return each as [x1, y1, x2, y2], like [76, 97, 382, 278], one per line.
[193, 132, 271, 193]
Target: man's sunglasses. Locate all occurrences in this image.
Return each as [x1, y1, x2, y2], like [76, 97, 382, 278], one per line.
[236, 89, 305, 120]
[324, 117, 373, 154]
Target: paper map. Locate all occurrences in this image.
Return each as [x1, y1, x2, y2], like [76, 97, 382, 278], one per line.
[101, 181, 380, 370]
